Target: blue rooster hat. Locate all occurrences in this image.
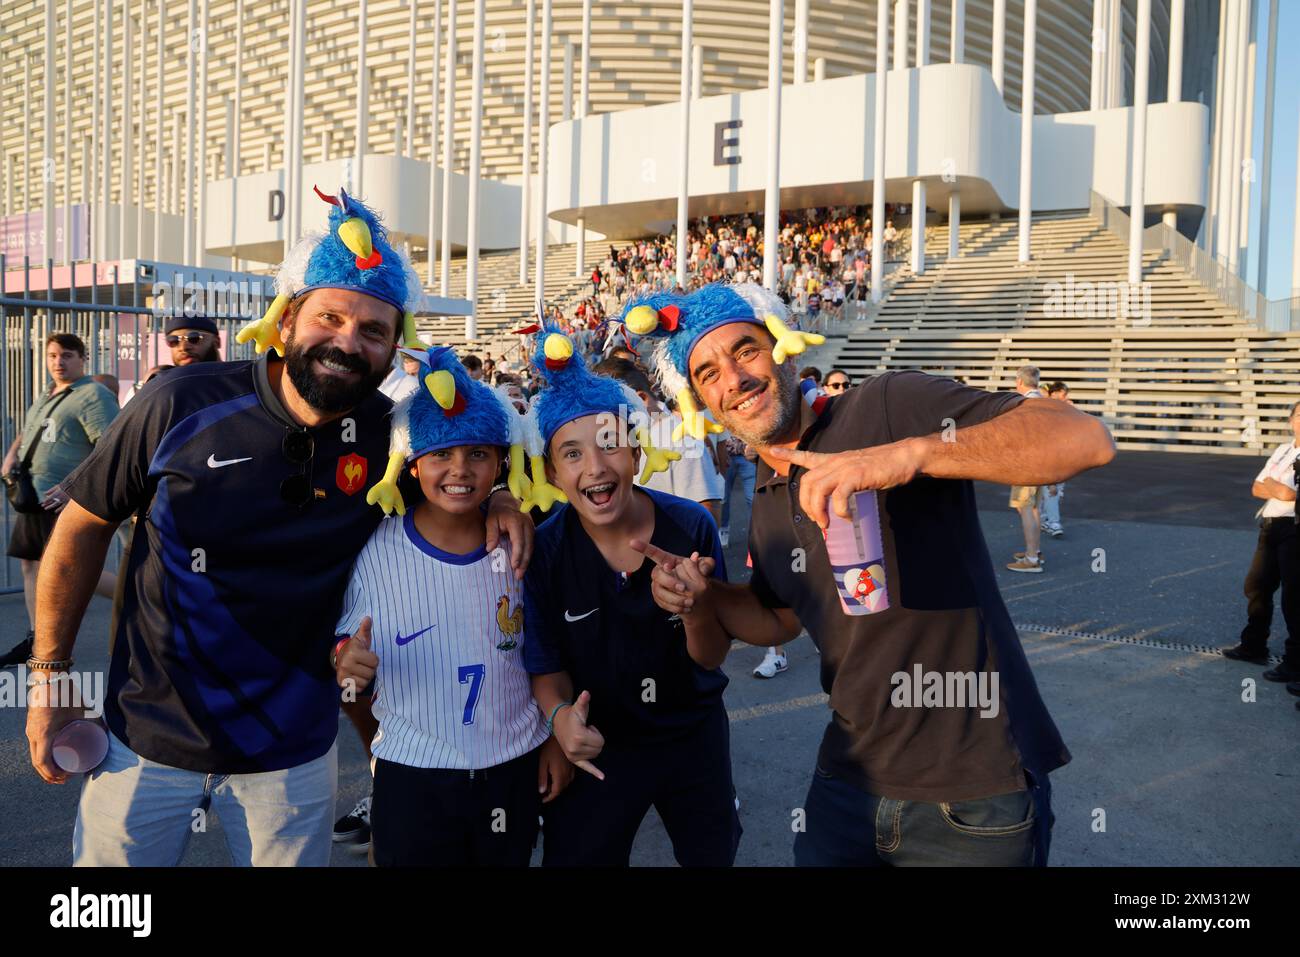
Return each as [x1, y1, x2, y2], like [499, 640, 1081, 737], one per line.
[236, 185, 424, 356]
[364, 345, 527, 517]
[516, 324, 680, 511]
[530, 326, 638, 449]
[620, 281, 825, 440]
[398, 345, 512, 459]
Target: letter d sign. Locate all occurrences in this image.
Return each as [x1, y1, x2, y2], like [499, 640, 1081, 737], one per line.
[269, 189, 285, 222]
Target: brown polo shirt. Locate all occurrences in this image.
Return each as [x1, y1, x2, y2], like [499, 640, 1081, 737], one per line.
[748, 370, 1070, 802]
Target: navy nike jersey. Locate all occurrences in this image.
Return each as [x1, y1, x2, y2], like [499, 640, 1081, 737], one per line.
[523, 486, 729, 745]
[62, 355, 393, 773]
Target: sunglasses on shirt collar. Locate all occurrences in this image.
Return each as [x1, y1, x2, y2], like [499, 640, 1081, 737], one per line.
[279, 428, 320, 508]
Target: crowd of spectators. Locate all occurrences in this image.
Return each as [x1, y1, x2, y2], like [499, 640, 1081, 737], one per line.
[549, 203, 910, 339]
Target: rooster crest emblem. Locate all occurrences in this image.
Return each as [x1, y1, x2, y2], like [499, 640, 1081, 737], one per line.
[495, 595, 523, 650]
[335, 454, 368, 496]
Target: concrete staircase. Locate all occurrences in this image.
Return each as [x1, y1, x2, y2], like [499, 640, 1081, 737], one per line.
[811, 211, 1300, 456]
[413, 241, 630, 358]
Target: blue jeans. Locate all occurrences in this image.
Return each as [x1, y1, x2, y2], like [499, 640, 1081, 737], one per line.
[793, 766, 1054, 866]
[73, 731, 337, 866]
[720, 456, 756, 534]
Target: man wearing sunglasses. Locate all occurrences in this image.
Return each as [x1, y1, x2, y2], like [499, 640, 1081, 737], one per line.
[23, 190, 534, 867]
[165, 316, 223, 366]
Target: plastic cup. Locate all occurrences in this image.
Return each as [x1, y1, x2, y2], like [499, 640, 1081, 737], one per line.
[822, 489, 889, 616]
[51, 718, 110, 774]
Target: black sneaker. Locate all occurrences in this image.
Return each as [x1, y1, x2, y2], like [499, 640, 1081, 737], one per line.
[0, 633, 33, 669]
[1221, 643, 1269, 664]
[1286, 682, 1300, 698]
[333, 794, 371, 846]
[1263, 664, 1300, 683]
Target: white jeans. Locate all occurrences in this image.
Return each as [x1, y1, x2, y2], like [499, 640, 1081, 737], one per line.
[73, 731, 337, 867]
[1041, 483, 1064, 530]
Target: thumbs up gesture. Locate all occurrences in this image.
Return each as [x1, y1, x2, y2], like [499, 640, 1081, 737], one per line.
[336, 617, 380, 693]
[554, 690, 606, 780]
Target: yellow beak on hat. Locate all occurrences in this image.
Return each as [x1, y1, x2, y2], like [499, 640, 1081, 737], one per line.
[337, 217, 374, 262]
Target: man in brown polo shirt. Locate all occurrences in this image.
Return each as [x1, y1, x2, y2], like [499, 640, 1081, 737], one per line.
[626, 282, 1114, 866]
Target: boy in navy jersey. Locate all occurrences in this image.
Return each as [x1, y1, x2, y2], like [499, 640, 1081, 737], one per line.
[521, 328, 742, 867]
[335, 345, 569, 866]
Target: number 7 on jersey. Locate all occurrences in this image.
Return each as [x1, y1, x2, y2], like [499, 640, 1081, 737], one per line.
[458, 664, 486, 725]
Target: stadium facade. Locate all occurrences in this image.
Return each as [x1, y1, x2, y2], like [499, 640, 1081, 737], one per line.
[1, 0, 1290, 303]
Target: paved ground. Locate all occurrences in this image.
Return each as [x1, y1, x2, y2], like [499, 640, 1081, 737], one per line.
[1, 449, 1297, 866]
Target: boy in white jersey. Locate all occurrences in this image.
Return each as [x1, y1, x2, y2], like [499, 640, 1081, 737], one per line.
[335, 345, 571, 866]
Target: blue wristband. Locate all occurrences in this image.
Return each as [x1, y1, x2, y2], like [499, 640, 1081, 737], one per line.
[547, 701, 572, 735]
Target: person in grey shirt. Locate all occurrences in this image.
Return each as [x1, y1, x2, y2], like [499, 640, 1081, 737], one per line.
[1, 333, 119, 668]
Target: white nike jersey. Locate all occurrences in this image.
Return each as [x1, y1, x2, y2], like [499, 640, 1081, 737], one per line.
[336, 513, 549, 770]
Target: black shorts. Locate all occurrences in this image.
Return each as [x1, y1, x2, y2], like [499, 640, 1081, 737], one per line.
[6, 509, 58, 561]
[541, 705, 741, 867]
[371, 747, 541, 867]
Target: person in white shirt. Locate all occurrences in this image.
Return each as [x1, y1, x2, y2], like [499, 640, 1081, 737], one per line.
[1222, 401, 1300, 687]
[378, 350, 422, 402]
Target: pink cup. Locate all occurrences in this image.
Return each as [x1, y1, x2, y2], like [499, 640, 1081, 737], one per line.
[823, 490, 889, 616]
[52, 718, 110, 774]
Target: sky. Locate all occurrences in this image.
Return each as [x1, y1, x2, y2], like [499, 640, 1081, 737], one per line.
[1246, 1, 1299, 300]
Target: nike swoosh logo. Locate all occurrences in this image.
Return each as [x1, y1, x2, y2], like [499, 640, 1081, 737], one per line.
[207, 454, 253, 469]
[395, 624, 436, 646]
[564, 608, 598, 622]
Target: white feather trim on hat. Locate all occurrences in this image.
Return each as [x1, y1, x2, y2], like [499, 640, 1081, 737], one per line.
[649, 339, 689, 400]
[729, 282, 789, 324]
[275, 231, 326, 298]
[389, 391, 414, 460]
[521, 392, 546, 458]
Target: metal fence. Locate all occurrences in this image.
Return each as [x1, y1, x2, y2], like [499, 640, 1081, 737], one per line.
[1, 256, 264, 594]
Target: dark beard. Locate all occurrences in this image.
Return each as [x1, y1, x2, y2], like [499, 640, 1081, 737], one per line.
[717, 361, 801, 448]
[283, 335, 388, 414]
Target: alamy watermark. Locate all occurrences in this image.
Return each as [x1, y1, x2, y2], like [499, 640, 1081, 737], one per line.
[890, 665, 1000, 718]
[151, 276, 268, 320]
[1043, 274, 1152, 326]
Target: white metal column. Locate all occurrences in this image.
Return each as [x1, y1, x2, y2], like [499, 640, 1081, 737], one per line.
[1017, 0, 1036, 263]
[154, 0, 165, 257]
[121, 4, 132, 258]
[692, 43, 702, 99]
[106, 0, 116, 259]
[1234, 0, 1257, 276]
[1128, 0, 1151, 286]
[290, 0, 304, 245]
[871, 0, 888, 301]
[137, 0, 147, 257]
[184, 0, 194, 264]
[950, 0, 963, 64]
[563, 39, 573, 121]
[917, 0, 930, 67]
[282, 0, 296, 248]
[518, 0, 533, 286]
[439, 0, 456, 296]
[762, 0, 783, 291]
[465, 0, 485, 341]
[62, 0, 72, 264]
[535, 0, 552, 309]
[91, 0, 100, 260]
[1090, 0, 1102, 109]
[1292, 96, 1300, 294]
[948, 192, 960, 260]
[44, 0, 55, 264]
[1255, 0, 1277, 291]
[676, 0, 694, 289]
[580, 0, 591, 117]
[406, 0, 417, 158]
[794, 0, 808, 83]
[196, 0, 208, 262]
[894, 0, 908, 70]
[991, 0, 1005, 93]
[1167, 0, 1184, 102]
[911, 180, 925, 274]
[428, 0, 443, 287]
[357, 0, 369, 197]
